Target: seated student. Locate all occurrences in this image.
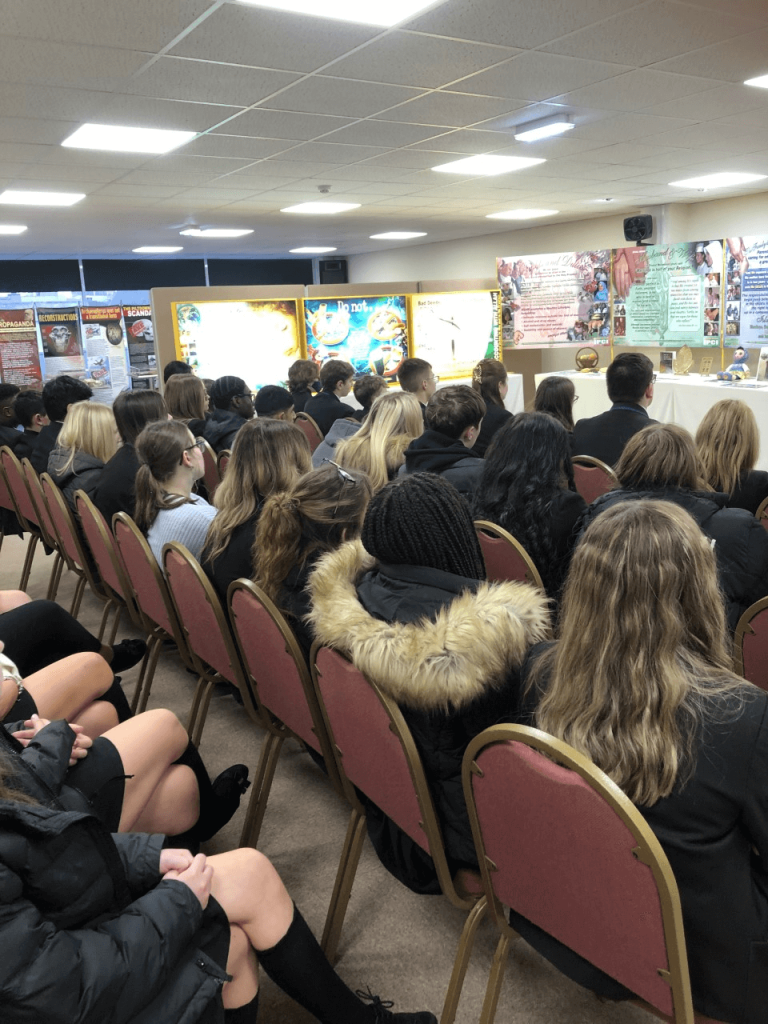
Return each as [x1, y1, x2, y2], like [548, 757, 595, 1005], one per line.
[397, 357, 437, 420]
[521, 500, 768, 1024]
[203, 376, 254, 454]
[12, 390, 48, 462]
[336, 391, 423, 493]
[311, 375, 386, 468]
[165, 372, 209, 437]
[533, 375, 576, 435]
[287, 357, 320, 413]
[0, 383, 20, 449]
[696, 398, 768, 514]
[400, 385, 485, 498]
[30, 374, 92, 474]
[307, 473, 550, 889]
[254, 385, 295, 422]
[163, 358, 194, 384]
[135, 420, 217, 565]
[47, 401, 117, 509]
[470, 358, 512, 457]
[202, 420, 311, 603]
[93, 390, 168, 524]
[571, 352, 657, 466]
[351, 373, 387, 422]
[303, 359, 355, 435]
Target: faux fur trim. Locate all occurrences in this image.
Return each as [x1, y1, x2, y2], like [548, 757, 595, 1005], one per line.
[307, 540, 552, 713]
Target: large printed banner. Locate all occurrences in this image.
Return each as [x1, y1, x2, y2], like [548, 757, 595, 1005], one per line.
[411, 291, 499, 379]
[724, 237, 768, 345]
[37, 307, 85, 377]
[173, 299, 303, 387]
[304, 295, 407, 379]
[123, 305, 156, 389]
[0, 309, 42, 386]
[498, 251, 611, 348]
[80, 306, 130, 403]
[612, 242, 722, 347]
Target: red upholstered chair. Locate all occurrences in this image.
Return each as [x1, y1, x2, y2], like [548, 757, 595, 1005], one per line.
[295, 411, 323, 452]
[733, 596, 768, 692]
[311, 644, 485, 1020]
[228, 579, 339, 847]
[22, 458, 66, 599]
[217, 449, 231, 476]
[199, 438, 221, 499]
[0, 445, 42, 590]
[41, 472, 106, 620]
[458, 724, 724, 1024]
[755, 496, 768, 532]
[474, 520, 544, 589]
[572, 454, 619, 504]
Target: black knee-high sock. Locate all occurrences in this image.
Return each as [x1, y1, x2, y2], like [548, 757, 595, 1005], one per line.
[97, 675, 132, 723]
[224, 992, 259, 1022]
[256, 906, 375, 1024]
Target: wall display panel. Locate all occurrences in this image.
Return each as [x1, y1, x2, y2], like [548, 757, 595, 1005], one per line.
[0, 309, 42, 387]
[723, 236, 768, 346]
[303, 294, 408, 380]
[612, 242, 723, 348]
[123, 305, 157, 389]
[37, 306, 85, 378]
[172, 298, 304, 387]
[410, 291, 499, 380]
[497, 251, 611, 349]
[80, 307, 131, 403]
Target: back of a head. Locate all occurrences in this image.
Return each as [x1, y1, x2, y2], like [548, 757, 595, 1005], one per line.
[362, 472, 486, 580]
[0, 383, 20, 407]
[58, 401, 117, 467]
[353, 374, 387, 412]
[319, 359, 354, 392]
[337, 391, 423, 490]
[606, 352, 654, 403]
[113, 389, 167, 445]
[210, 375, 247, 411]
[134, 419, 192, 532]
[163, 359, 193, 384]
[287, 358, 318, 392]
[397, 357, 431, 394]
[254, 385, 293, 418]
[165, 373, 208, 422]
[534, 376, 576, 431]
[425, 384, 486, 440]
[221, 418, 311, 507]
[695, 398, 758, 494]
[616, 423, 705, 491]
[42, 375, 92, 422]
[13, 390, 45, 428]
[471, 358, 506, 409]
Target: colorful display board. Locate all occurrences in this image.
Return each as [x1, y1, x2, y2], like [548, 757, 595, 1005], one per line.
[172, 299, 303, 387]
[123, 305, 157, 388]
[304, 295, 407, 379]
[37, 307, 85, 376]
[0, 309, 42, 386]
[724, 236, 766, 346]
[80, 307, 131, 403]
[410, 291, 499, 379]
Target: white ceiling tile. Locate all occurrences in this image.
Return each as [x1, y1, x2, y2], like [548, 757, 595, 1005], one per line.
[372, 92, 525, 129]
[265, 77, 424, 119]
[574, 112, 696, 145]
[270, 142, 387, 164]
[126, 57, 302, 107]
[12, 164, 124, 184]
[319, 121, 447, 148]
[0, 37, 149, 91]
[315, 164, 415, 182]
[716, 108, 768, 131]
[114, 168, 219, 187]
[640, 84, 768, 121]
[650, 29, 768, 82]
[227, 158, 343, 176]
[94, 183, 189, 198]
[182, 135, 294, 159]
[407, 128, 516, 153]
[210, 108, 353, 140]
[456, 52, 634, 101]
[551, 69, 725, 112]
[0, 117, 78, 145]
[196, 174, 290, 191]
[646, 122, 768, 150]
[170, 187, 260, 202]
[351, 149, 449, 170]
[677, 0, 768, 24]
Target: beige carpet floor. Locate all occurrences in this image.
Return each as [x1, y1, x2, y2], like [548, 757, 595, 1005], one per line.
[2, 533, 652, 1024]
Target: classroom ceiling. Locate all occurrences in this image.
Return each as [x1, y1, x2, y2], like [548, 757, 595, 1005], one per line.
[3, 0, 768, 260]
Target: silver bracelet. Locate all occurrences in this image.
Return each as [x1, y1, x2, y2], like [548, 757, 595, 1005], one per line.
[14, 679, 24, 700]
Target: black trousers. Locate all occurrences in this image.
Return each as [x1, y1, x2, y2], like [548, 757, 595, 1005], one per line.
[0, 599, 102, 677]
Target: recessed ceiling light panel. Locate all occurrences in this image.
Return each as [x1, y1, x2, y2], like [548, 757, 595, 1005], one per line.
[485, 209, 558, 220]
[0, 224, 27, 234]
[281, 202, 361, 214]
[236, 0, 443, 27]
[289, 246, 338, 253]
[62, 123, 196, 154]
[745, 74, 768, 88]
[514, 117, 574, 142]
[431, 155, 545, 176]
[0, 190, 85, 207]
[180, 228, 254, 238]
[370, 231, 427, 240]
[133, 246, 184, 253]
[669, 172, 767, 189]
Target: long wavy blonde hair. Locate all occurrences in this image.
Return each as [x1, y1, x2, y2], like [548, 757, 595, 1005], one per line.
[57, 401, 117, 473]
[335, 391, 423, 492]
[695, 399, 759, 496]
[532, 500, 747, 806]
[616, 422, 709, 492]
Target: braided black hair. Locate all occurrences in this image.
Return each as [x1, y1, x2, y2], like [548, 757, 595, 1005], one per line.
[362, 472, 486, 581]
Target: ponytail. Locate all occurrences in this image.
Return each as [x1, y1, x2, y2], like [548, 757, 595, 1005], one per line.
[252, 493, 304, 604]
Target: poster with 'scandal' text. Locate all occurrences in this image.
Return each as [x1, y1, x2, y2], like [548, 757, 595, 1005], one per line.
[498, 250, 611, 348]
[723, 236, 768, 345]
[123, 305, 157, 389]
[0, 308, 42, 386]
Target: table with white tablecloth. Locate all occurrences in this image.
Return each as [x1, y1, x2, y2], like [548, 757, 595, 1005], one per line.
[534, 370, 768, 472]
[348, 373, 525, 416]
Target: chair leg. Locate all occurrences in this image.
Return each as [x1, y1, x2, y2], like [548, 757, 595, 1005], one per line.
[239, 731, 285, 849]
[96, 598, 116, 643]
[440, 897, 489, 1024]
[18, 533, 39, 591]
[131, 635, 162, 714]
[321, 807, 367, 964]
[46, 552, 64, 601]
[69, 574, 87, 618]
[188, 677, 215, 746]
[478, 934, 511, 1024]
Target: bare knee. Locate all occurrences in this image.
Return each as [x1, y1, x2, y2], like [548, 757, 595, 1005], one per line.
[137, 707, 188, 754]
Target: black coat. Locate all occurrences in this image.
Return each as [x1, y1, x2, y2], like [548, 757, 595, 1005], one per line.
[571, 403, 657, 467]
[303, 391, 355, 436]
[579, 487, 768, 629]
[92, 443, 140, 523]
[0, 424, 21, 450]
[729, 469, 768, 515]
[289, 385, 317, 414]
[30, 420, 62, 474]
[401, 429, 484, 498]
[202, 408, 247, 454]
[47, 447, 105, 510]
[12, 428, 40, 463]
[202, 510, 261, 605]
[473, 402, 513, 458]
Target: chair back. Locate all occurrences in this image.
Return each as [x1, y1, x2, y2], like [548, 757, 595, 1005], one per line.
[75, 491, 136, 618]
[733, 596, 768, 692]
[1, 446, 38, 533]
[755, 495, 768, 532]
[40, 473, 87, 572]
[295, 411, 323, 452]
[464, 724, 694, 1022]
[572, 455, 619, 503]
[198, 438, 221, 497]
[217, 449, 231, 476]
[0, 451, 15, 517]
[474, 520, 544, 589]
[22, 459, 59, 551]
[113, 512, 184, 645]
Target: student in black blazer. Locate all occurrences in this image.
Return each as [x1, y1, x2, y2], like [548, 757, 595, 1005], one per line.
[30, 375, 92, 474]
[304, 359, 355, 436]
[470, 358, 513, 458]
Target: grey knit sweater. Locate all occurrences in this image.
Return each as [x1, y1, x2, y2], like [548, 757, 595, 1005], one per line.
[147, 494, 217, 567]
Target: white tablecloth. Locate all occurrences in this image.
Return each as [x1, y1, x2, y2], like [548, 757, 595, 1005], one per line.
[534, 370, 768, 472]
[348, 373, 524, 415]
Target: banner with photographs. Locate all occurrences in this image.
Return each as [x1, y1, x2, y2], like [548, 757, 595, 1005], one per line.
[37, 307, 85, 377]
[80, 307, 130, 404]
[123, 305, 157, 389]
[723, 237, 768, 346]
[172, 299, 304, 387]
[304, 295, 407, 380]
[410, 291, 499, 379]
[497, 251, 611, 348]
[0, 309, 42, 386]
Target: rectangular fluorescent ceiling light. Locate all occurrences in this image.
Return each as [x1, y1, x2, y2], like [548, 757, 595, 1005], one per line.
[289, 246, 337, 253]
[180, 228, 253, 237]
[370, 231, 427, 239]
[515, 119, 574, 143]
[62, 123, 196, 154]
[0, 224, 27, 234]
[486, 209, 558, 220]
[133, 246, 183, 253]
[432, 155, 545, 175]
[281, 202, 361, 214]
[745, 74, 768, 88]
[0, 190, 85, 206]
[669, 172, 767, 189]
[235, 0, 442, 27]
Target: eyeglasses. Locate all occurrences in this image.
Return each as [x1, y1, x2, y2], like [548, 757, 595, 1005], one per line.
[428, 375, 440, 384]
[652, 374, 657, 383]
[326, 459, 358, 517]
[235, 392, 254, 401]
[185, 438, 206, 453]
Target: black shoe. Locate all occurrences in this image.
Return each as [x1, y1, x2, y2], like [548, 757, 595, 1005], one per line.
[111, 638, 148, 673]
[356, 989, 437, 1023]
[196, 764, 251, 842]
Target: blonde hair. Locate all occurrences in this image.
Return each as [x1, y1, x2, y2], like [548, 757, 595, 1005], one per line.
[57, 401, 117, 473]
[336, 391, 423, 492]
[616, 422, 709, 492]
[203, 419, 311, 564]
[696, 399, 759, 496]
[532, 500, 746, 805]
[165, 373, 208, 422]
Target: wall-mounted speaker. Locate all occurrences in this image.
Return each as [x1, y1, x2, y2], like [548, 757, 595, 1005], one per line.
[623, 215, 654, 245]
[319, 258, 348, 285]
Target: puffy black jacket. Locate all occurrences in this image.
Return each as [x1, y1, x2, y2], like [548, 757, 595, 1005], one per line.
[579, 487, 768, 629]
[400, 429, 483, 498]
[202, 408, 247, 453]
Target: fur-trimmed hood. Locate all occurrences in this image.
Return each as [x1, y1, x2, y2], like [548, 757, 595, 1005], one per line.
[307, 540, 551, 714]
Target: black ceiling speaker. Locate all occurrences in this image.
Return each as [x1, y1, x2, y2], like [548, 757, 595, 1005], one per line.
[623, 214, 654, 244]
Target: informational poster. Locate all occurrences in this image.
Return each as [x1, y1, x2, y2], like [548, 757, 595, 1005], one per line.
[123, 305, 157, 390]
[498, 250, 611, 348]
[0, 308, 42, 386]
[80, 307, 131, 404]
[172, 299, 303, 387]
[37, 306, 85, 377]
[724, 236, 768, 345]
[612, 242, 722, 347]
[411, 291, 499, 379]
[304, 295, 407, 379]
